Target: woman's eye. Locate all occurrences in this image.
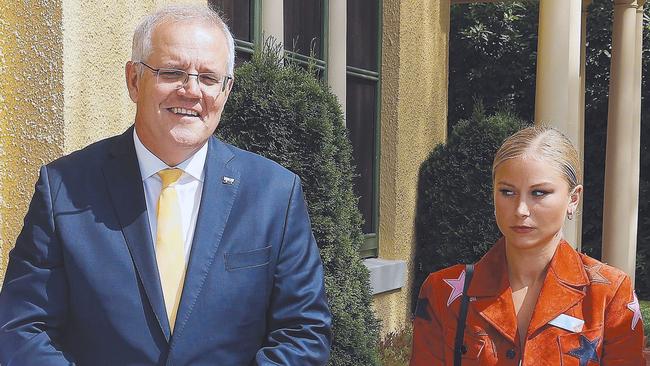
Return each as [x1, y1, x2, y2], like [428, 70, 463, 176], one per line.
[532, 190, 550, 197]
[499, 189, 514, 197]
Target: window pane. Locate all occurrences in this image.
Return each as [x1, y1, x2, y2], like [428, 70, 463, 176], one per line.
[347, 0, 378, 71]
[346, 75, 377, 234]
[284, 0, 323, 59]
[209, 0, 252, 42]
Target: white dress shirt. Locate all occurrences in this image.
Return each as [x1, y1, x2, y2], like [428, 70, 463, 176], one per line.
[133, 129, 207, 264]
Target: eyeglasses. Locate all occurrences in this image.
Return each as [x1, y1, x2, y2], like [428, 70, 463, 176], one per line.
[138, 62, 232, 94]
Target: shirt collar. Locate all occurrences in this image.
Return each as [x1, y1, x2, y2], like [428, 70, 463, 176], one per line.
[133, 128, 207, 182]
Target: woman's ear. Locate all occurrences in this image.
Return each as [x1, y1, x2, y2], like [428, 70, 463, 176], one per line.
[568, 185, 583, 214]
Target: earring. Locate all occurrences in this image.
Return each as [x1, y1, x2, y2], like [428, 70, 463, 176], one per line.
[567, 210, 574, 221]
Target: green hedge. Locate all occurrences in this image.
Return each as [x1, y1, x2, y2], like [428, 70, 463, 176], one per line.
[641, 301, 650, 347]
[412, 107, 526, 306]
[216, 44, 380, 365]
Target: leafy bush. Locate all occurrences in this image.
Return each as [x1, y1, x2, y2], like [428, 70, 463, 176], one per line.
[216, 43, 380, 365]
[448, 1, 538, 129]
[412, 106, 526, 305]
[641, 301, 650, 347]
[379, 326, 412, 366]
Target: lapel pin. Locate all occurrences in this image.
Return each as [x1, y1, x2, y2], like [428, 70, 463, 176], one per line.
[222, 176, 235, 185]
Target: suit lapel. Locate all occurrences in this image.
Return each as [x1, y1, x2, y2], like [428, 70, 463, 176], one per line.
[102, 127, 171, 340]
[526, 241, 588, 337]
[172, 137, 240, 338]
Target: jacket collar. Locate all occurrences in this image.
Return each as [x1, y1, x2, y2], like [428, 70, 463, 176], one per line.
[467, 238, 589, 343]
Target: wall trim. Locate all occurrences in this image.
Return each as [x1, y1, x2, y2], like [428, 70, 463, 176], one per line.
[363, 258, 406, 295]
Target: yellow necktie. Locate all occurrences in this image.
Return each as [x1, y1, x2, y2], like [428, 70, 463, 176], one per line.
[156, 168, 185, 332]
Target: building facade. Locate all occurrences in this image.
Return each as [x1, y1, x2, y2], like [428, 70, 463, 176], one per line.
[0, 0, 644, 338]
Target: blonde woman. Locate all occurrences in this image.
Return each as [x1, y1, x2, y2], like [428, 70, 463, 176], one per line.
[411, 126, 645, 365]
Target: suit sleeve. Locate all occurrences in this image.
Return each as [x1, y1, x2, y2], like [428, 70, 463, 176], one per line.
[0, 166, 75, 365]
[602, 274, 646, 365]
[410, 274, 445, 366]
[254, 175, 332, 366]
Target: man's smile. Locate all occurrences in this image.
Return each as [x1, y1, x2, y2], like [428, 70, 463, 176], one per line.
[168, 107, 200, 117]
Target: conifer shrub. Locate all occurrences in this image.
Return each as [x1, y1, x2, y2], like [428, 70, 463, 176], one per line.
[216, 43, 380, 366]
[412, 107, 526, 306]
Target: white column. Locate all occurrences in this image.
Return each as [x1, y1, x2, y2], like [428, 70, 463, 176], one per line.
[534, 0, 584, 248]
[602, 0, 640, 282]
[573, 0, 591, 251]
[262, 0, 284, 47]
[327, 0, 346, 115]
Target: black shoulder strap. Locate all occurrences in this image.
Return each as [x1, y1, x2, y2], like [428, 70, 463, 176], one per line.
[453, 263, 475, 366]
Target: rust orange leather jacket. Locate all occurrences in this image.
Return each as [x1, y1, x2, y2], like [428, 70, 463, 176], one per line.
[411, 239, 646, 365]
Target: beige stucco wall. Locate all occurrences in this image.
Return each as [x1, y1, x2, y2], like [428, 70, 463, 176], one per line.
[375, 0, 449, 337]
[0, 1, 65, 284]
[62, 0, 206, 153]
[0, 0, 206, 282]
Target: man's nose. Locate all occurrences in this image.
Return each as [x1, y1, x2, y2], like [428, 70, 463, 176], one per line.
[179, 75, 202, 97]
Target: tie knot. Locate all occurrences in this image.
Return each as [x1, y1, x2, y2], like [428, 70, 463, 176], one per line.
[158, 168, 183, 188]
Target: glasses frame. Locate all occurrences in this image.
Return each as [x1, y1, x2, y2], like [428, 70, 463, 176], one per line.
[138, 61, 232, 94]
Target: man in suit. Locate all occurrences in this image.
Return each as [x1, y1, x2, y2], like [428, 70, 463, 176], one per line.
[0, 4, 331, 365]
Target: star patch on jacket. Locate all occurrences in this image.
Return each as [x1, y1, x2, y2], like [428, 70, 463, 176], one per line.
[443, 270, 465, 306]
[567, 335, 600, 366]
[584, 263, 610, 285]
[627, 292, 642, 330]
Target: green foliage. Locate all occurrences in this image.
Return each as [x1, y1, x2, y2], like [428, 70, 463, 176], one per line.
[378, 326, 412, 366]
[412, 106, 526, 304]
[448, 0, 539, 128]
[641, 301, 650, 347]
[448, 0, 650, 299]
[216, 42, 380, 365]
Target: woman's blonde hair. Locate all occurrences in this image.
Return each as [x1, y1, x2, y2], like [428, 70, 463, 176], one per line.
[492, 126, 582, 190]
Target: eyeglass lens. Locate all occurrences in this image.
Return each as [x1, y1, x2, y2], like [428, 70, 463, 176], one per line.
[157, 69, 227, 92]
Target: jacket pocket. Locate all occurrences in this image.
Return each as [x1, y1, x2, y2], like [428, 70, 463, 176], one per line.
[225, 245, 272, 271]
[557, 326, 603, 366]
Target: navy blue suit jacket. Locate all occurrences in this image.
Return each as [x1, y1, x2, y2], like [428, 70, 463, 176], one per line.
[0, 127, 332, 365]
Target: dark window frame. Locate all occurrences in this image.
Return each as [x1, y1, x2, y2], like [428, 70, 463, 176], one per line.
[284, 0, 329, 78]
[346, 0, 382, 258]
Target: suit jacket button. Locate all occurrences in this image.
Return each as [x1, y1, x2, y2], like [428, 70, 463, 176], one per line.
[506, 349, 516, 359]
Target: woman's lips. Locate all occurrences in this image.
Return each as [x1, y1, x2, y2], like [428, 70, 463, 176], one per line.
[511, 226, 535, 234]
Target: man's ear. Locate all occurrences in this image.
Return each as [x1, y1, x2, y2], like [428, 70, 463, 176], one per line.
[125, 61, 140, 103]
[224, 76, 234, 98]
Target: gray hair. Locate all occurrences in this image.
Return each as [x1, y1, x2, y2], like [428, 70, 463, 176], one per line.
[492, 126, 582, 190]
[131, 4, 235, 75]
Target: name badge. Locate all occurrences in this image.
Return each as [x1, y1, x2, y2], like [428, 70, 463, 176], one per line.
[549, 314, 584, 333]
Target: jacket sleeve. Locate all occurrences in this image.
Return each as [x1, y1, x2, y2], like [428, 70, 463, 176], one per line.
[254, 175, 332, 366]
[0, 166, 75, 365]
[410, 274, 445, 366]
[602, 274, 646, 365]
